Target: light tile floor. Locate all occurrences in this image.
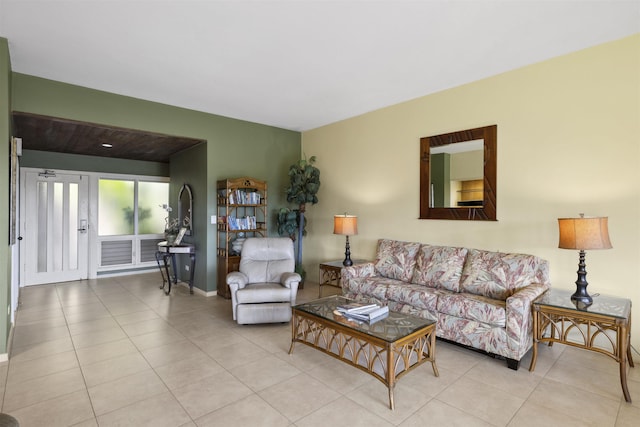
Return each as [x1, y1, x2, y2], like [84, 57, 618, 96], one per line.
[1, 273, 639, 426]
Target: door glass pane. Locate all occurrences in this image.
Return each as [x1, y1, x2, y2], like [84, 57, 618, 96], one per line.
[138, 181, 169, 234]
[99, 179, 134, 236]
[37, 181, 47, 273]
[69, 183, 78, 270]
[53, 182, 63, 271]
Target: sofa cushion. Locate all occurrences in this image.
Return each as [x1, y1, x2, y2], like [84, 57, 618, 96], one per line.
[387, 301, 438, 322]
[436, 313, 509, 356]
[437, 292, 506, 328]
[385, 283, 439, 312]
[460, 249, 543, 300]
[342, 276, 397, 301]
[374, 239, 421, 282]
[411, 245, 468, 292]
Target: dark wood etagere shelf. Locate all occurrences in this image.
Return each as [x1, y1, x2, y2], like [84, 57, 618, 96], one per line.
[216, 177, 267, 298]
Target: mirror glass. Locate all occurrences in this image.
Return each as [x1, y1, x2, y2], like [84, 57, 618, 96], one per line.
[420, 125, 497, 221]
[178, 184, 193, 236]
[429, 139, 484, 208]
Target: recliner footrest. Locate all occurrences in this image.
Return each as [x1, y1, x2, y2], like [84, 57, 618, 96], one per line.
[237, 302, 292, 324]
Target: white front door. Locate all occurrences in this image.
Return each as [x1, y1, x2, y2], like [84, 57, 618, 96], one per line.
[23, 171, 89, 285]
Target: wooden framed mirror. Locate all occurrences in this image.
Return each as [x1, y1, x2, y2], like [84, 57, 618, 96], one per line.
[419, 125, 497, 221]
[178, 183, 193, 236]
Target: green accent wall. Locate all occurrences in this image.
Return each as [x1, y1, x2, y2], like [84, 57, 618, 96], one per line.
[11, 73, 301, 294]
[169, 142, 207, 289]
[0, 38, 12, 354]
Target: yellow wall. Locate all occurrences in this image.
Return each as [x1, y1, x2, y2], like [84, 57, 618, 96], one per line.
[302, 34, 640, 347]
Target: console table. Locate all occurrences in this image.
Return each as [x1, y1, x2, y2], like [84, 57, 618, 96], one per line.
[156, 241, 196, 295]
[529, 288, 634, 402]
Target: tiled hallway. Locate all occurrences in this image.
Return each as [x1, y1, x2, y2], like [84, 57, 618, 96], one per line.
[1, 273, 638, 426]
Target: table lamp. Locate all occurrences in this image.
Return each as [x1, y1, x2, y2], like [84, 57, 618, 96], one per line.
[334, 214, 358, 266]
[558, 214, 612, 306]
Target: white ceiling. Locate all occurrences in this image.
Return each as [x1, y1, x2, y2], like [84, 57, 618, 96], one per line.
[1, 1, 638, 132]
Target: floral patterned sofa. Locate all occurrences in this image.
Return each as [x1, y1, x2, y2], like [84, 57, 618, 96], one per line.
[341, 239, 550, 369]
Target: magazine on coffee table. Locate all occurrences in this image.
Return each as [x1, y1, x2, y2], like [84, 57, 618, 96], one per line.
[336, 303, 389, 323]
[336, 302, 378, 314]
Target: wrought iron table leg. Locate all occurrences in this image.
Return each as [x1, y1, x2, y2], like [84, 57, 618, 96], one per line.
[155, 251, 171, 291]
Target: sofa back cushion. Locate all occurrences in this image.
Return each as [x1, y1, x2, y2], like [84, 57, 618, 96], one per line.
[374, 239, 421, 282]
[411, 245, 468, 292]
[460, 249, 549, 300]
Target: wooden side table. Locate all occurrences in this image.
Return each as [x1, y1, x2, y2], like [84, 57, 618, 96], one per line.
[529, 288, 634, 402]
[318, 259, 369, 297]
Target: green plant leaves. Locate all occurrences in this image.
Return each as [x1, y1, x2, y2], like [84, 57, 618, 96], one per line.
[285, 155, 320, 207]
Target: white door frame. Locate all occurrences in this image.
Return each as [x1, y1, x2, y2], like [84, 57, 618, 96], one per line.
[20, 168, 90, 286]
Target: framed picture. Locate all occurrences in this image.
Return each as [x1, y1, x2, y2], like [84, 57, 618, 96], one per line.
[174, 227, 187, 246]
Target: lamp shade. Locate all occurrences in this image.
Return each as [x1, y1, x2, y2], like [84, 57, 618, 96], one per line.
[333, 215, 358, 236]
[558, 216, 612, 250]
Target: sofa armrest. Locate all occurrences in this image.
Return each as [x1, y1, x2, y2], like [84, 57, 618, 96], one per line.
[505, 282, 550, 358]
[341, 262, 376, 281]
[227, 271, 249, 290]
[341, 262, 377, 293]
[281, 272, 302, 289]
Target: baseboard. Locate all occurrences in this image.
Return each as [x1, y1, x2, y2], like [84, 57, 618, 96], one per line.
[2, 321, 15, 362]
[176, 281, 217, 297]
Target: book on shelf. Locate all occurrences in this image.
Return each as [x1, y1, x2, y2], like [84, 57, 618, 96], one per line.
[227, 215, 257, 230]
[227, 189, 261, 205]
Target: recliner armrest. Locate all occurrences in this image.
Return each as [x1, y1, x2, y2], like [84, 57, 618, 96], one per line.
[227, 271, 249, 289]
[281, 272, 302, 288]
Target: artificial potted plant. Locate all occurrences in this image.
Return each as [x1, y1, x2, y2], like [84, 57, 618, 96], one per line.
[277, 155, 320, 282]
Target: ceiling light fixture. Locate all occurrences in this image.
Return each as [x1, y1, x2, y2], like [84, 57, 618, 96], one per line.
[102, 143, 113, 148]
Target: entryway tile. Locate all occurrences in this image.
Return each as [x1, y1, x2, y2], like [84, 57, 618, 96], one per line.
[171, 370, 253, 419]
[96, 391, 190, 427]
[87, 369, 167, 415]
[7, 389, 94, 427]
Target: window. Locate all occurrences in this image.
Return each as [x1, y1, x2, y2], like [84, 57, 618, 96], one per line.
[138, 181, 169, 234]
[99, 179, 134, 236]
[97, 178, 169, 270]
[99, 179, 169, 236]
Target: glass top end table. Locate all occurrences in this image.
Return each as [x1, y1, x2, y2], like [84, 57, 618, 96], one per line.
[529, 288, 634, 402]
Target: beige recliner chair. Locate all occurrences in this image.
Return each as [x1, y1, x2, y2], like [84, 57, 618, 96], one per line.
[226, 237, 301, 324]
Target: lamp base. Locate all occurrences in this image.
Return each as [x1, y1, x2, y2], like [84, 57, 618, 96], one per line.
[571, 250, 592, 307]
[570, 287, 593, 307]
[343, 235, 353, 267]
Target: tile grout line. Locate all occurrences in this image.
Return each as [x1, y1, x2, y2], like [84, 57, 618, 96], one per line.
[58, 281, 100, 427]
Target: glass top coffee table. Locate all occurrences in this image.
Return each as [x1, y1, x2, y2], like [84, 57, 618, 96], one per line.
[289, 295, 438, 410]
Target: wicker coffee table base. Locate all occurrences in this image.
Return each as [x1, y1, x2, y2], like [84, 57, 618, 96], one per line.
[289, 308, 438, 410]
